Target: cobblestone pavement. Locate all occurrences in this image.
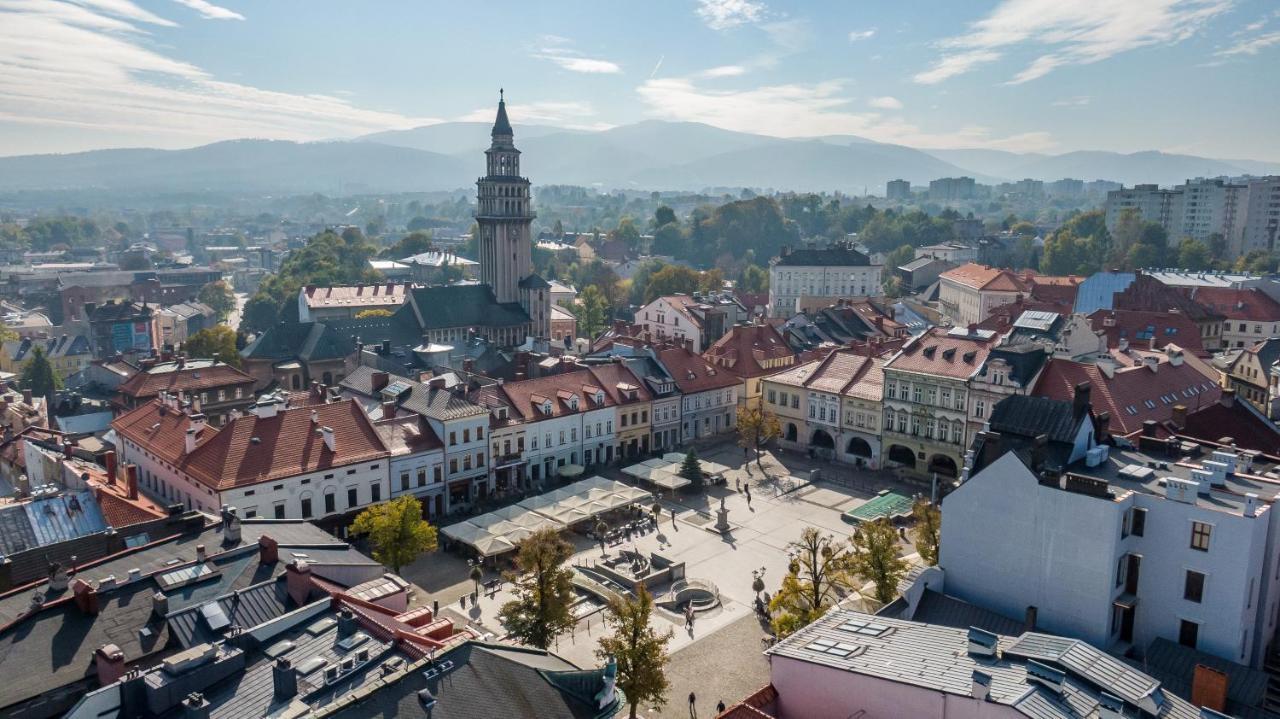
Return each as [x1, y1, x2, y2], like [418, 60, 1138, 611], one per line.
[649, 612, 772, 718]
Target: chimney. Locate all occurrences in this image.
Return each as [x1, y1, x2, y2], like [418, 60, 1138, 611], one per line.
[104, 450, 117, 485]
[95, 644, 126, 686]
[978, 431, 1002, 471]
[1094, 412, 1111, 443]
[1030, 434, 1048, 472]
[221, 506, 242, 544]
[1118, 337, 1128, 352]
[380, 339, 391, 355]
[72, 578, 100, 615]
[182, 693, 211, 719]
[1024, 605, 1038, 632]
[195, 544, 207, 563]
[185, 426, 199, 454]
[1141, 420, 1158, 438]
[371, 371, 389, 392]
[125, 463, 139, 500]
[321, 426, 335, 452]
[1171, 404, 1188, 430]
[285, 560, 312, 606]
[272, 657, 299, 701]
[971, 670, 992, 701]
[251, 398, 278, 419]
[63, 440, 73, 459]
[1191, 664, 1229, 713]
[1072, 382, 1091, 418]
[462, 358, 475, 373]
[381, 401, 396, 419]
[259, 534, 279, 564]
[152, 591, 169, 618]
[1244, 493, 1259, 518]
[337, 607, 357, 638]
[428, 377, 446, 390]
[1221, 388, 1236, 408]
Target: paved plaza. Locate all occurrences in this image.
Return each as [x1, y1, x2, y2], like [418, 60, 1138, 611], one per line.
[397, 441, 926, 714]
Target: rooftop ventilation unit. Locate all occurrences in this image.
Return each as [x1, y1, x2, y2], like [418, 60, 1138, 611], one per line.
[1164, 477, 1198, 504]
[1026, 660, 1065, 694]
[967, 627, 998, 658]
[1085, 445, 1110, 468]
[1098, 692, 1125, 719]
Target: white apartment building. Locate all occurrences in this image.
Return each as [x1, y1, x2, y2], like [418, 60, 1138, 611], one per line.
[937, 263, 1028, 327]
[111, 392, 390, 524]
[768, 242, 883, 317]
[1105, 176, 1280, 258]
[634, 293, 748, 353]
[943, 394, 1280, 669]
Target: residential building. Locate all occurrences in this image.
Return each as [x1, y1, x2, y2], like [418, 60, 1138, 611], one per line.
[1104, 177, 1280, 259]
[548, 278, 577, 308]
[589, 361, 653, 461]
[656, 344, 738, 441]
[937, 263, 1028, 326]
[1087, 308, 1206, 355]
[1113, 273, 1224, 350]
[1046, 177, 1085, 198]
[928, 176, 976, 202]
[1036, 345, 1222, 437]
[111, 392, 390, 524]
[768, 242, 883, 317]
[0, 385, 49, 433]
[986, 308, 1107, 361]
[739, 609, 1203, 719]
[1183, 285, 1280, 348]
[297, 283, 410, 322]
[339, 366, 491, 512]
[156, 300, 215, 346]
[399, 250, 479, 284]
[915, 242, 976, 264]
[1237, 175, 1280, 257]
[764, 347, 885, 467]
[86, 299, 160, 359]
[882, 326, 996, 479]
[1225, 338, 1280, 420]
[52, 266, 222, 325]
[1105, 183, 1185, 233]
[777, 299, 906, 353]
[944, 392, 1280, 669]
[622, 354, 682, 452]
[239, 320, 354, 391]
[0, 333, 92, 378]
[968, 343, 1049, 440]
[634, 292, 748, 353]
[490, 368, 618, 485]
[704, 322, 797, 409]
[896, 256, 954, 292]
[885, 178, 911, 201]
[550, 304, 577, 348]
[376, 411, 446, 518]
[112, 356, 255, 423]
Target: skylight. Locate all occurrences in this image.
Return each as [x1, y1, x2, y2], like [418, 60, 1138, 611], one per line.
[805, 638, 861, 657]
[838, 618, 891, 637]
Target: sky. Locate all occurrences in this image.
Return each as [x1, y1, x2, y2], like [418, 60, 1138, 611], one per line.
[1, 0, 1278, 160]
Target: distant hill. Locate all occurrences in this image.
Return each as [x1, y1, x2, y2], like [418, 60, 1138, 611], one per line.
[2, 121, 1277, 195]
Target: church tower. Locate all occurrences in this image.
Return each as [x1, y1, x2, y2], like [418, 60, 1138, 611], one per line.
[476, 90, 549, 340]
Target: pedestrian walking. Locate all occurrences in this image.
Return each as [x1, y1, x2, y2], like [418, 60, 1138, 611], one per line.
[671, 507, 678, 528]
[689, 691, 697, 718]
[717, 699, 727, 714]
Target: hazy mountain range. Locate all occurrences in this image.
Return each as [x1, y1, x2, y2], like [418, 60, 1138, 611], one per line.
[2, 120, 1277, 195]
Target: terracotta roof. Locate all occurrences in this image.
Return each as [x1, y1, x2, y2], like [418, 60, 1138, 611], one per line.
[112, 398, 389, 490]
[975, 299, 1064, 333]
[1113, 274, 1222, 323]
[586, 363, 652, 406]
[496, 369, 614, 422]
[705, 323, 796, 378]
[939, 263, 1027, 292]
[884, 327, 995, 379]
[302, 283, 409, 309]
[1027, 274, 1083, 306]
[375, 415, 444, 455]
[1087, 309, 1206, 354]
[656, 346, 740, 394]
[115, 359, 254, 399]
[1182, 286, 1280, 322]
[767, 348, 885, 402]
[1033, 348, 1221, 436]
[1161, 398, 1280, 456]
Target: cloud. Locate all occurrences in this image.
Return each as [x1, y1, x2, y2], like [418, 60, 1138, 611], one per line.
[1215, 29, 1280, 55]
[700, 65, 746, 78]
[1051, 95, 1091, 106]
[916, 0, 1232, 84]
[868, 96, 903, 110]
[848, 28, 876, 42]
[650, 55, 665, 78]
[0, 0, 434, 152]
[636, 75, 1056, 152]
[172, 0, 243, 20]
[695, 0, 766, 30]
[531, 39, 622, 74]
[456, 100, 612, 131]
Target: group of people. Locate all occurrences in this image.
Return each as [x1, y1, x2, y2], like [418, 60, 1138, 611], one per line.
[688, 692, 727, 718]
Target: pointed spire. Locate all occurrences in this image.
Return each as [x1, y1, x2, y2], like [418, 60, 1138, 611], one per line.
[492, 88, 512, 137]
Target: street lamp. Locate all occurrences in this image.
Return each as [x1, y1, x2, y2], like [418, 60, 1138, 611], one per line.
[751, 567, 766, 597]
[468, 559, 482, 599]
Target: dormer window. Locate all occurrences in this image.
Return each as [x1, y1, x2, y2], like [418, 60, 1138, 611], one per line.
[543, 401, 553, 414]
[595, 391, 605, 405]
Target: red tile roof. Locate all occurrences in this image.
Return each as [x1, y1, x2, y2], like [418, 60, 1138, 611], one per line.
[1164, 399, 1280, 456]
[586, 363, 653, 406]
[1027, 274, 1083, 306]
[1114, 274, 1222, 323]
[112, 398, 389, 490]
[705, 323, 796, 378]
[977, 299, 1066, 333]
[1033, 348, 1220, 436]
[1087, 309, 1206, 354]
[302, 283, 409, 309]
[940, 263, 1027, 292]
[885, 327, 995, 379]
[115, 360, 254, 400]
[496, 369, 615, 422]
[656, 346, 740, 394]
[1182, 286, 1280, 322]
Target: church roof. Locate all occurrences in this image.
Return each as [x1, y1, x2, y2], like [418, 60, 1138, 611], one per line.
[409, 285, 531, 329]
[519, 273, 551, 290]
[492, 94, 513, 137]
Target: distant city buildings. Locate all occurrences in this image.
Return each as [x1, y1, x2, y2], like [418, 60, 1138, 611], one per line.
[1104, 176, 1280, 258]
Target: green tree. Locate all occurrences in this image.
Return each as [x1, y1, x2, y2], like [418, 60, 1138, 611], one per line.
[578, 285, 609, 340]
[909, 500, 941, 566]
[198, 280, 237, 321]
[769, 527, 856, 636]
[643, 265, 701, 303]
[407, 216, 433, 232]
[241, 228, 381, 334]
[19, 346, 62, 400]
[653, 205, 677, 229]
[678, 448, 704, 490]
[596, 586, 673, 719]
[118, 252, 152, 270]
[884, 244, 914, 271]
[499, 528, 578, 649]
[381, 230, 433, 259]
[183, 325, 242, 367]
[737, 405, 781, 472]
[349, 496, 438, 574]
[737, 263, 768, 293]
[1177, 238, 1212, 270]
[240, 294, 279, 334]
[849, 518, 909, 605]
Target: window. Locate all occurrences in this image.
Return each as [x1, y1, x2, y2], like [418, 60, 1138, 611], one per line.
[371, 483, 381, 503]
[324, 492, 335, 514]
[450, 459, 458, 473]
[274, 503, 285, 519]
[1131, 508, 1146, 537]
[476, 453, 484, 467]
[348, 487, 358, 508]
[477, 427, 483, 439]
[463, 428, 470, 443]
[300, 497, 312, 518]
[1115, 557, 1126, 587]
[450, 431, 456, 445]
[975, 400, 985, 419]
[434, 466, 442, 483]
[768, 389, 777, 404]
[913, 385, 922, 403]
[1179, 620, 1199, 649]
[1184, 570, 1205, 603]
[791, 395, 798, 409]
[417, 469, 426, 487]
[400, 471, 410, 491]
[463, 456, 471, 470]
[1191, 521, 1212, 551]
